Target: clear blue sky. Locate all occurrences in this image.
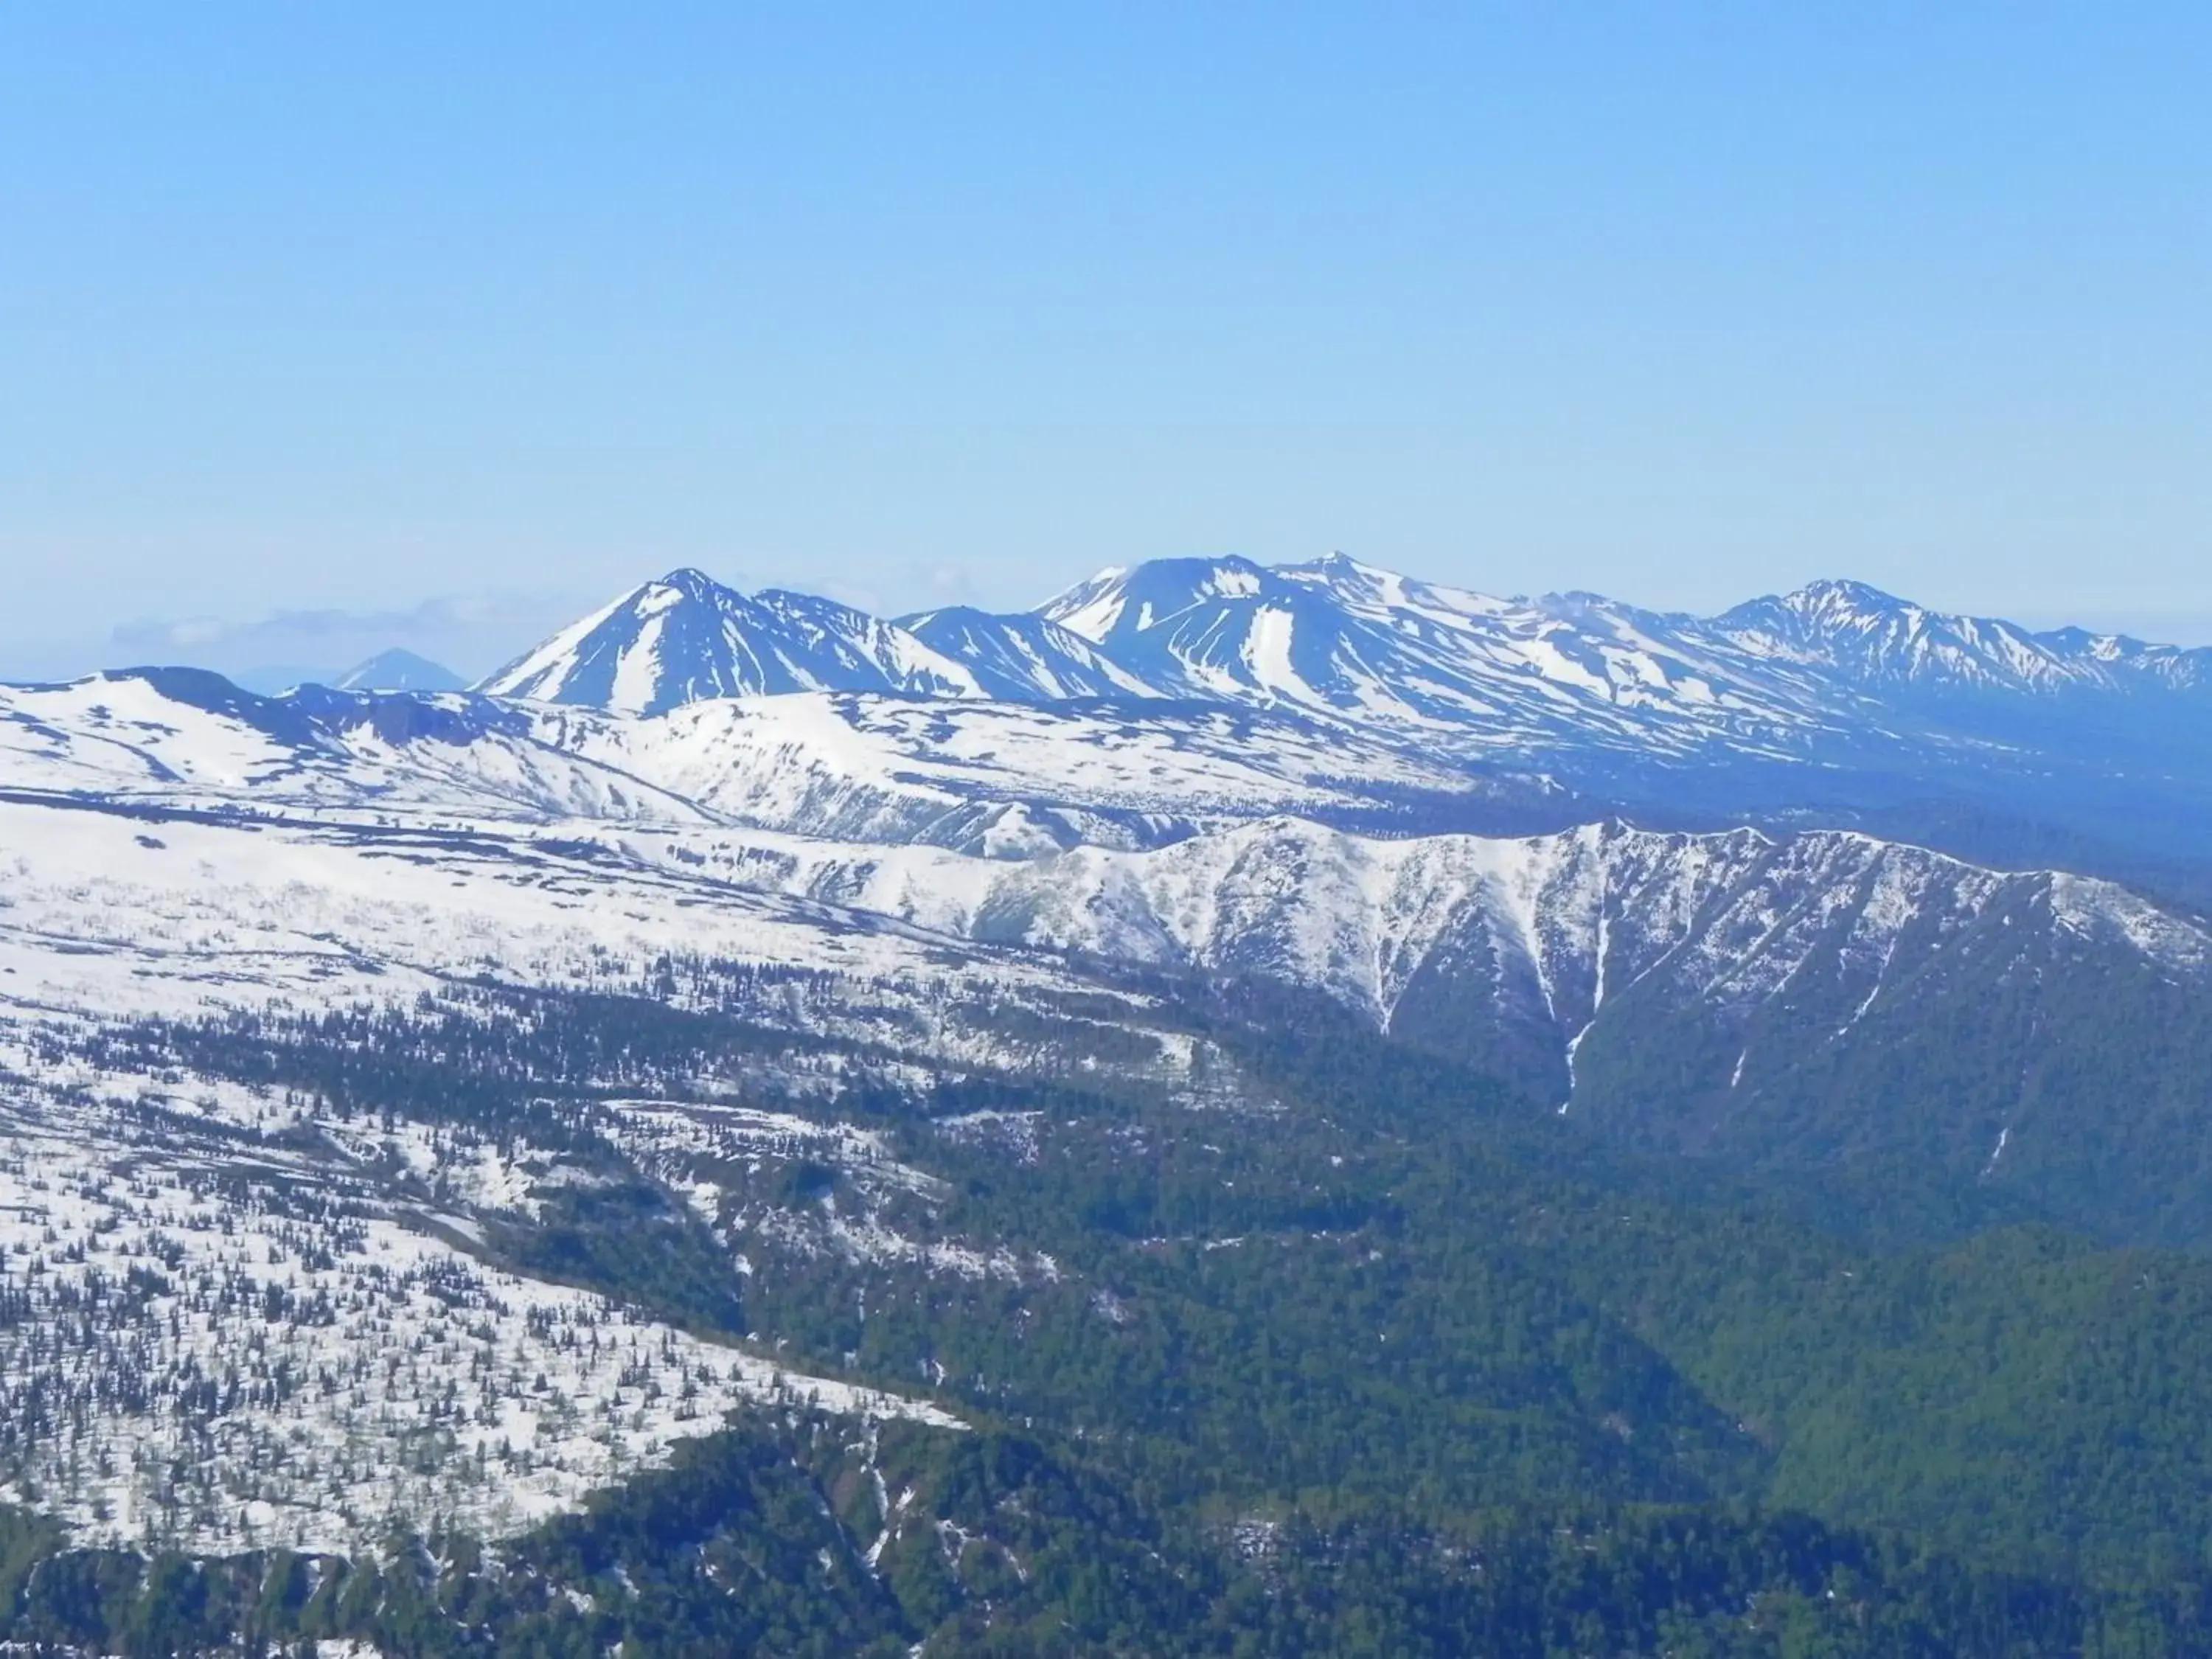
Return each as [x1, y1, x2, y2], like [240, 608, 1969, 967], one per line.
[4, 4, 2208, 680]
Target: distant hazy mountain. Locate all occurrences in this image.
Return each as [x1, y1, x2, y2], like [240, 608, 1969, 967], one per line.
[332, 647, 466, 692]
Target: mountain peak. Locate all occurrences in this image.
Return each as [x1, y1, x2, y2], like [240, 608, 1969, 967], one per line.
[1276, 551, 1424, 609]
[653, 566, 728, 596]
[476, 570, 980, 714]
[1785, 577, 1913, 614]
[1301, 551, 1368, 577]
[331, 648, 465, 693]
[1034, 554, 1276, 644]
[1279, 550, 1391, 583]
[1709, 578, 2205, 695]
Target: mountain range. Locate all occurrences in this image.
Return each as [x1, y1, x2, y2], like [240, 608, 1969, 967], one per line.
[5, 641, 2209, 1241]
[14, 554, 2209, 1234]
[476, 557, 2212, 721]
[5, 554, 2212, 1652]
[459, 557, 2212, 869]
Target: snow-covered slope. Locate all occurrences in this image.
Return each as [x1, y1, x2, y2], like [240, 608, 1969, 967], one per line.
[0, 670, 721, 824]
[0, 1074, 959, 1554]
[476, 568, 984, 714]
[520, 691, 1517, 852]
[0, 787, 1135, 1559]
[0, 793, 1098, 1034]
[647, 813, 2212, 1152]
[14, 662, 2199, 1165]
[898, 605, 1165, 700]
[0, 670, 1523, 852]
[29, 663, 2200, 1130]
[1714, 578, 2212, 698]
[1032, 553, 1850, 758]
[677, 816, 2202, 1031]
[0, 768, 1018, 1557]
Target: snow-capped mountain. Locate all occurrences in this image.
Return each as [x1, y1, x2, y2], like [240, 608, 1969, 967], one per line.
[476, 568, 984, 714]
[1018, 555, 2212, 860]
[1030, 552, 2212, 748]
[455, 556, 2212, 866]
[1714, 577, 2212, 698]
[1034, 552, 1839, 754]
[331, 647, 466, 692]
[897, 605, 1165, 700]
[1034, 554, 2211, 773]
[1040, 553, 2212, 712]
[466, 555, 2212, 748]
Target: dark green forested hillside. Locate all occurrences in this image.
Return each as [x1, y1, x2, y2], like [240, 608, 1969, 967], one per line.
[17, 976, 2212, 1655]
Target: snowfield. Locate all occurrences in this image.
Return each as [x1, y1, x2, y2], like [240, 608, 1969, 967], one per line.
[0, 1083, 959, 1557]
[0, 669, 1506, 857]
[0, 791, 1109, 1034]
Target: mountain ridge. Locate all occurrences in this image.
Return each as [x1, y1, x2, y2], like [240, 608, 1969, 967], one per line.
[453, 559, 2212, 857]
[475, 556, 2212, 728]
[457, 555, 2212, 868]
[474, 567, 985, 714]
[4, 656, 2208, 1243]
